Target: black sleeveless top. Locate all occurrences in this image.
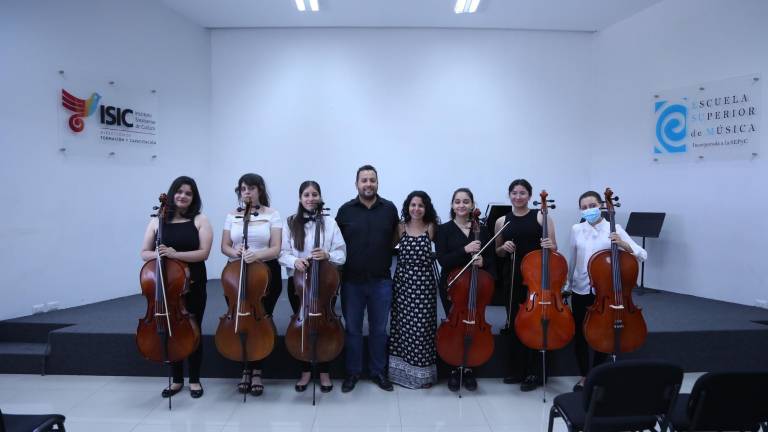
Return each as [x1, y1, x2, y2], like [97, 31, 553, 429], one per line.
[500, 209, 542, 303]
[162, 219, 207, 288]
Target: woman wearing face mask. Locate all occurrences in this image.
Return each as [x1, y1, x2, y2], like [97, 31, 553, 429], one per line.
[388, 191, 440, 389]
[567, 190, 646, 391]
[436, 187, 496, 392]
[221, 173, 283, 396]
[279, 181, 346, 393]
[494, 179, 557, 392]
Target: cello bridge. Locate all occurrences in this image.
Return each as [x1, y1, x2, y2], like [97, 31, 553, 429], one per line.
[609, 304, 624, 310]
[237, 312, 252, 317]
[538, 301, 552, 305]
[153, 313, 168, 317]
[462, 319, 476, 324]
[308, 312, 322, 317]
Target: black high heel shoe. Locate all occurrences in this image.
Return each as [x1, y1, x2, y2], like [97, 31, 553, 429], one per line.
[250, 372, 264, 396]
[237, 370, 252, 394]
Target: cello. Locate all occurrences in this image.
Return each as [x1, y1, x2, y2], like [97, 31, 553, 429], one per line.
[583, 188, 647, 357]
[215, 198, 277, 400]
[514, 190, 574, 401]
[136, 193, 201, 408]
[436, 208, 495, 396]
[284, 202, 344, 405]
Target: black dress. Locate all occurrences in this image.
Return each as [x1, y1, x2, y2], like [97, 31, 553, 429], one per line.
[435, 220, 496, 315]
[498, 209, 543, 381]
[388, 231, 439, 388]
[162, 219, 207, 384]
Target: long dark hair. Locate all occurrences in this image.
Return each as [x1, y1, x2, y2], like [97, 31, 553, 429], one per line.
[166, 176, 202, 219]
[289, 181, 324, 251]
[235, 173, 270, 207]
[401, 191, 439, 225]
[508, 178, 533, 195]
[449, 187, 475, 220]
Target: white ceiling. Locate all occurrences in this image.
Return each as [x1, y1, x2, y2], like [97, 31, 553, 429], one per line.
[160, 0, 663, 32]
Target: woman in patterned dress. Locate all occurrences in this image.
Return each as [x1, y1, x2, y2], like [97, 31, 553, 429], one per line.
[388, 191, 440, 389]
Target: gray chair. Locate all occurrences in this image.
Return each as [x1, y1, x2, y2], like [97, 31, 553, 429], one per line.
[0, 408, 65, 432]
[548, 359, 683, 432]
[663, 371, 768, 432]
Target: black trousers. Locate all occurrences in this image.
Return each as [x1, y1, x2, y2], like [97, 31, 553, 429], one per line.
[504, 301, 547, 380]
[245, 259, 283, 372]
[571, 292, 608, 377]
[286, 276, 331, 374]
[172, 280, 206, 384]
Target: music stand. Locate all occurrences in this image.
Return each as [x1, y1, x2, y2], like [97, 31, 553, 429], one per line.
[485, 203, 511, 306]
[625, 212, 666, 295]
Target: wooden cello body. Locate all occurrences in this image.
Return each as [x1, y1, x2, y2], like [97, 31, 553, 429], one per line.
[285, 204, 345, 363]
[136, 194, 200, 363]
[514, 191, 574, 351]
[436, 209, 495, 368]
[583, 188, 647, 355]
[215, 199, 276, 362]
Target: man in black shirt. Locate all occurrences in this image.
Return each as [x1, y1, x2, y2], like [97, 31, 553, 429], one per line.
[336, 164, 399, 392]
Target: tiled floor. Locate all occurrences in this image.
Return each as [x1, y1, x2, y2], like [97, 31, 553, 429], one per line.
[0, 373, 703, 431]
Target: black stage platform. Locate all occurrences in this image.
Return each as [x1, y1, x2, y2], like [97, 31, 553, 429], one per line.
[2, 280, 768, 378]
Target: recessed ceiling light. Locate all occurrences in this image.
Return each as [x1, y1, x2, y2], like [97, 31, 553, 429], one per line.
[455, 0, 480, 14]
[295, 0, 319, 12]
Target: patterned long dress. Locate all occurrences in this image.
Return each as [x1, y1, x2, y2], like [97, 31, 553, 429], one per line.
[388, 232, 439, 388]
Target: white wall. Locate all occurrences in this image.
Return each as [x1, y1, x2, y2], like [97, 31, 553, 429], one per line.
[0, 0, 211, 320]
[207, 28, 595, 272]
[591, 0, 768, 305]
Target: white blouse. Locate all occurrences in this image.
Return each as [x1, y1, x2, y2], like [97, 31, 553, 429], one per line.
[567, 219, 647, 295]
[223, 208, 282, 261]
[279, 214, 346, 277]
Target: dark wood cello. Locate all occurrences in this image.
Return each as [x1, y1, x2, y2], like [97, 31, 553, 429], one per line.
[285, 202, 344, 405]
[136, 194, 201, 408]
[584, 188, 647, 357]
[436, 209, 495, 396]
[215, 198, 276, 400]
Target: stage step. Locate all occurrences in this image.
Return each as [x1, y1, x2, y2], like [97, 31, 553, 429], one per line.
[0, 342, 49, 374]
[0, 322, 68, 374]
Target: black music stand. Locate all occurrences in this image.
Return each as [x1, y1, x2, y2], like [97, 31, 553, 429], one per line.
[625, 212, 666, 295]
[485, 203, 511, 306]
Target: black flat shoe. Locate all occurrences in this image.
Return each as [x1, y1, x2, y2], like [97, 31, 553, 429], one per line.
[520, 375, 542, 392]
[463, 369, 478, 391]
[341, 374, 359, 393]
[189, 384, 204, 399]
[320, 383, 333, 393]
[447, 369, 460, 392]
[161, 384, 183, 398]
[372, 374, 394, 392]
[503, 375, 523, 384]
[295, 382, 308, 392]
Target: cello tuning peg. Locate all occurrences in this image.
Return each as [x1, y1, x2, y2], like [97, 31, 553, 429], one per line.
[549, 204, 556, 209]
[614, 203, 621, 207]
[236, 207, 244, 212]
[150, 213, 157, 217]
[547, 199, 555, 203]
[533, 200, 541, 206]
[152, 206, 159, 210]
[612, 196, 620, 201]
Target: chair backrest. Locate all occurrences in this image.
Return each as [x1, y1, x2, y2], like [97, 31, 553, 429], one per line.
[583, 359, 684, 417]
[687, 371, 768, 430]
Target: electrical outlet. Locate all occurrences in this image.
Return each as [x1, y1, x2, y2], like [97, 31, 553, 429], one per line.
[756, 299, 768, 309]
[33, 304, 45, 314]
[46, 301, 60, 312]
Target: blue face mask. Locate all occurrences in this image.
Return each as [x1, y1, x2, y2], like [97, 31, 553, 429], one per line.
[581, 207, 601, 224]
